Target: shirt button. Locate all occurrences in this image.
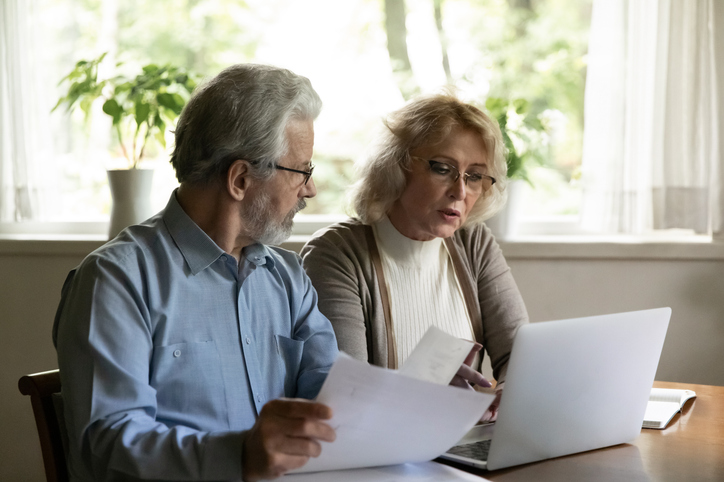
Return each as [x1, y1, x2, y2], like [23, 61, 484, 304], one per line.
[246, 336, 251, 344]
[173, 350, 181, 357]
[257, 395, 262, 403]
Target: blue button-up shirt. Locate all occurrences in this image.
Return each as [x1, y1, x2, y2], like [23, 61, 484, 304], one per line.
[53, 192, 338, 481]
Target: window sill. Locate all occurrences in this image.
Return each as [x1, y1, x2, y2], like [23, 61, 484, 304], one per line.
[1, 233, 723, 260]
[497, 234, 722, 260]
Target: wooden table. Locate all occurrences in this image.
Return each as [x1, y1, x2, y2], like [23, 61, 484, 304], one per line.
[440, 382, 724, 481]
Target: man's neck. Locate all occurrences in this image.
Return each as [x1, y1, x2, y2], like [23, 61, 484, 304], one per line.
[176, 184, 254, 260]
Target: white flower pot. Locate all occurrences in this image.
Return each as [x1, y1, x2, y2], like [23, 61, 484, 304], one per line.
[485, 179, 526, 240]
[107, 169, 155, 239]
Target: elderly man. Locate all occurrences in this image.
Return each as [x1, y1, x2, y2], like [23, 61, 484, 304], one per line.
[53, 64, 338, 481]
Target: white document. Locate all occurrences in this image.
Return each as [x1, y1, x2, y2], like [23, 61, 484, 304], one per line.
[284, 461, 491, 481]
[399, 327, 474, 385]
[292, 352, 494, 474]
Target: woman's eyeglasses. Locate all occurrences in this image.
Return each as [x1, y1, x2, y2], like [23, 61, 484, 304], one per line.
[412, 157, 496, 194]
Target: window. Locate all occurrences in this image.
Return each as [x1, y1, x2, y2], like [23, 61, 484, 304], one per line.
[2, 0, 594, 235]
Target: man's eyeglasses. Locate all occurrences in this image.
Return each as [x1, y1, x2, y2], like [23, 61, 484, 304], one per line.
[412, 157, 496, 194]
[275, 163, 315, 185]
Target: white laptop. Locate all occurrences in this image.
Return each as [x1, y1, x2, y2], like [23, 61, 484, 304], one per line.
[440, 307, 671, 471]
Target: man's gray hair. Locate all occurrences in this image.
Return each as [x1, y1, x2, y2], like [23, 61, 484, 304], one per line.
[171, 64, 322, 185]
[349, 91, 508, 226]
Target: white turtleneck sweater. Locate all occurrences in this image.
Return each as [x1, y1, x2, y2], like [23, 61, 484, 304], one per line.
[372, 215, 476, 367]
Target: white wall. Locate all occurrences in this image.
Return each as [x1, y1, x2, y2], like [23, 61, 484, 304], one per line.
[509, 256, 724, 385]
[2, 239, 723, 481]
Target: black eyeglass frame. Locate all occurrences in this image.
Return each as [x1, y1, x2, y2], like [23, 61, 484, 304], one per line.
[412, 157, 497, 192]
[274, 163, 315, 185]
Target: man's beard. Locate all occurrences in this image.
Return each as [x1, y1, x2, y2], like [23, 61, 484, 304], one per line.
[243, 191, 307, 246]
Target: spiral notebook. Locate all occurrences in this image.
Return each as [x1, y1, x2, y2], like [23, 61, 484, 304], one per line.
[643, 388, 696, 429]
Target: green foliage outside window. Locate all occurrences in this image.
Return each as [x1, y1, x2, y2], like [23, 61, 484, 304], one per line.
[44, 0, 591, 219]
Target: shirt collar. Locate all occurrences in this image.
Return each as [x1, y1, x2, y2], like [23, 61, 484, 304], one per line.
[163, 191, 226, 275]
[243, 243, 276, 270]
[163, 191, 276, 274]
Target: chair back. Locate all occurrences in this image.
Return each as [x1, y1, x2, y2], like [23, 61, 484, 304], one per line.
[18, 369, 69, 482]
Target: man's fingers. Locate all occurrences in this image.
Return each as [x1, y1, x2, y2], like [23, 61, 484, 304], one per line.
[243, 402, 336, 482]
[455, 363, 491, 388]
[282, 418, 336, 443]
[263, 399, 333, 420]
[259, 399, 336, 441]
[271, 434, 326, 458]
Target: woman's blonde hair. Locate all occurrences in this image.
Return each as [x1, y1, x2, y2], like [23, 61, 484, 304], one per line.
[349, 91, 508, 226]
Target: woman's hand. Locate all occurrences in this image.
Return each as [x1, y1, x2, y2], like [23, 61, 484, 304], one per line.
[480, 386, 503, 422]
[449, 342, 492, 389]
[448, 342, 501, 422]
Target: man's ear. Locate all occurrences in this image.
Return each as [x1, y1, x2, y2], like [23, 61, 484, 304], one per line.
[226, 159, 252, 201]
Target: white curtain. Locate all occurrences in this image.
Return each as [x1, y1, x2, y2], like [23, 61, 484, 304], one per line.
[580, 0, 723, 236]
[0, 0, 54, 222]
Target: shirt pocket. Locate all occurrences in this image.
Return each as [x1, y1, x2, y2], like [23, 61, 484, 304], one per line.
[275, 335, 304, 397]
[150, 340, 229, 430]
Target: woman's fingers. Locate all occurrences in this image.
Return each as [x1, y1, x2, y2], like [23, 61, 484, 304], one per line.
[455, 363, 491, 388]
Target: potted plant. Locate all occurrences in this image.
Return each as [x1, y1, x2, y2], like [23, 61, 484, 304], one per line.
[54, 53, 197, 238]
[485, 97, 551, 184]
[484, 97, 552, 239]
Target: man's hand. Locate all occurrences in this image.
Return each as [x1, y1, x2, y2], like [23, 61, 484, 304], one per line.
[449, 342, 492, 389]
[242, 398, 336, 481]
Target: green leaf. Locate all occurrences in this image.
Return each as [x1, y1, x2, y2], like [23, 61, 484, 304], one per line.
[512, 98, 529, 114]
[79, 96, 94, 116]
[156, 92, 177, 110]
[496, 113, 508, 131]
[154, 114, 165, 129]
[155, 129, 167, 149]
[102, 98, 123, 124]
[154, 116, 167, 149]
[135, 101, 150, 126]
[506, 152, 524, 179]
[171, 93, 184, 106]
[485, 97, 507, 117]
[114, 81, 132, 94]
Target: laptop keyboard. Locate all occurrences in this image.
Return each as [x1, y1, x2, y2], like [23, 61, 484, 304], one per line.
[446, 439, 492, 461]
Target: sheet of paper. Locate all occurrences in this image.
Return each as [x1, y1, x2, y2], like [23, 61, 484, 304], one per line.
[293, 352, 494, 474]
[399, 326, 475, 385]
[284, 461, 491, 481]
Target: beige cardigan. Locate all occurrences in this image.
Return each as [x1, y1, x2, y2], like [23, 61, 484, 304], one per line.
[300, 218, 528, 383]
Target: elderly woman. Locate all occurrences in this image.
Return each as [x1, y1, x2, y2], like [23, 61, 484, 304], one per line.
[300, 92, 528, 419]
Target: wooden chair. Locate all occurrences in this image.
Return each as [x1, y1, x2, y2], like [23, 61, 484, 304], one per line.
[18, 369, 69, 482]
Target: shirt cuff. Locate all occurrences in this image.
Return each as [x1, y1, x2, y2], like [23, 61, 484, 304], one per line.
[201, 430, 245, 480]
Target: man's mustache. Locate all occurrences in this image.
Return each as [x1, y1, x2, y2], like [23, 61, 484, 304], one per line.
[293, 198, 307, 215]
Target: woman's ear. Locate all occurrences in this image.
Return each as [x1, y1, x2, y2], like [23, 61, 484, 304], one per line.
[226, 159, 251, 201]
